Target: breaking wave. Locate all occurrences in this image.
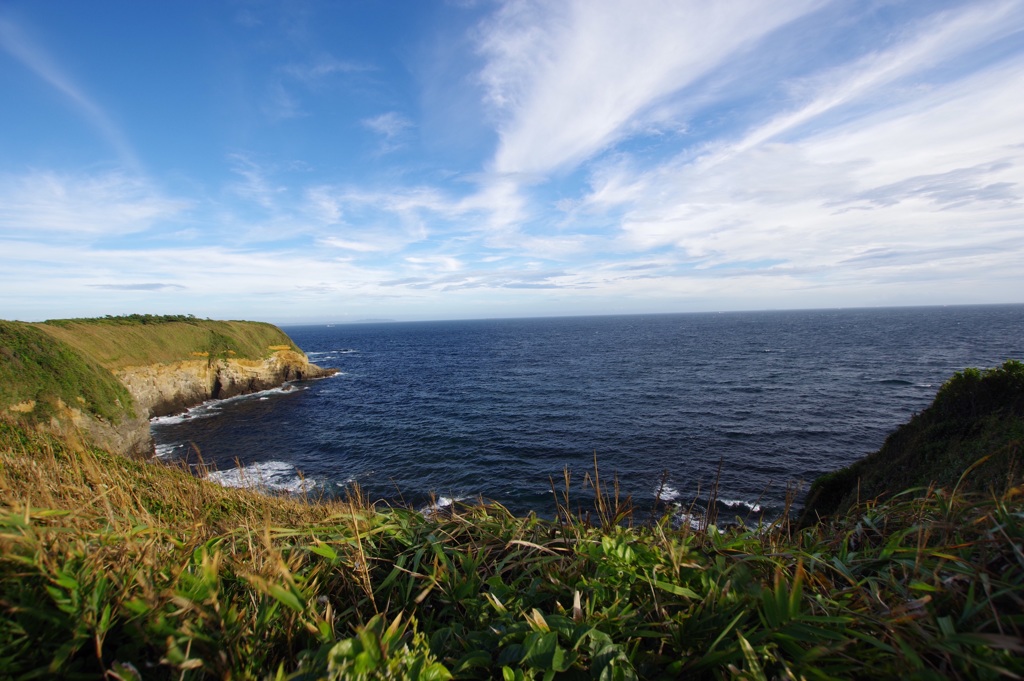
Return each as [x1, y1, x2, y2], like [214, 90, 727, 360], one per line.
[205, 460, 321, 495]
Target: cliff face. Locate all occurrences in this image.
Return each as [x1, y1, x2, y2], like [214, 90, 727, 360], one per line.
[117, 350, 335, 418]
[2, 317, 335, 459]
[108, 350, 335, 456]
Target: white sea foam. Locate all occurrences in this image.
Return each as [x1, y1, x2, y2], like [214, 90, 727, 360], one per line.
[655, 484, 680, 502]
[307, 349, 358, 360]
[153, 442, 181, 459]
[150, 405, 220, 426]
[205, 460, 318, 495]
[719, 498, 763, 513]
[419, 495, 465, 516]
[674, 510, 704, 531]
[150, 385, 304, 426]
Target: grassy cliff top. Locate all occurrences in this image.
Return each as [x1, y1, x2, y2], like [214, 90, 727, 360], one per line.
[35, 314, 300, 369]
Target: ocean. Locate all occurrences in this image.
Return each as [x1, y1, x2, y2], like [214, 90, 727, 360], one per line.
[152, 305, 1023, 521]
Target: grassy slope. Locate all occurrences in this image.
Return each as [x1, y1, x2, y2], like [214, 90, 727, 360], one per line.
[801, 360, 1024, 523]
[0, 321, 134, 422]
[36, 316, 300, 369]
[2, 419, 1023, 680]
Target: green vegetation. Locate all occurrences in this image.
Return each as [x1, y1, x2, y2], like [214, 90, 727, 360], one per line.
[35, 317, 300, 369]
[43, 313, 206, 327]
[1, 316, 303, 426]
[0, 321, 134, 422]
[3, 415, 1023, 680]
[801, 360, 1024, 523]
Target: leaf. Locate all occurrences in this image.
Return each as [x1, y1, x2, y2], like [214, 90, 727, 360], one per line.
[268, 584, 304, 613]
[653, 580, 700, 599]
[452, 650, 491, 673]
[308, 543, 338, 561]
[909, 580, 939, 592]
[525, 609, 550, 633]
[737, 632, 767, 681]
[419, 662, 454, 681]
[522, 631, 566, 671]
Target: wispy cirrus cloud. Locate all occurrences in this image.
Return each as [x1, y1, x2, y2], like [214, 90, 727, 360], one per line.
[0, 170, 187, 237]
[89, 283, 187, 291]
[281, 55, 370, 83]
[475, 0, 826, 176]
[2, 2, 1021, 322]
[265, 55, 373, 120]
[362, 112, 414, 154]
[709, 0, 1024, 162]
[0, 14, 140, 169]
[595, 48, 1024, 283]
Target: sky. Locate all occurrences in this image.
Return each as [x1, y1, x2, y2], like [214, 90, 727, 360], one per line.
[1, 0, 1022, 324]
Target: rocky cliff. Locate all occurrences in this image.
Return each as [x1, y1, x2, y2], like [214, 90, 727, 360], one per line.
[110, 349, 335, 456]
[117, 350, 335, 419]
[1, 316, 335, 458]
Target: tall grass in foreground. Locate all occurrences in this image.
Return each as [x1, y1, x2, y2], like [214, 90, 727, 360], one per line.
[2, 423, 1023, 680]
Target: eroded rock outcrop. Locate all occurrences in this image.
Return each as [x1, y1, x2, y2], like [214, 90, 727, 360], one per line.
[112, 350, 336, 455]
[117, 350, 335, 418]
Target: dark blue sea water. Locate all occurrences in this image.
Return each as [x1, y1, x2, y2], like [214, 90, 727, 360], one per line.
[152, 305, 1023, 521]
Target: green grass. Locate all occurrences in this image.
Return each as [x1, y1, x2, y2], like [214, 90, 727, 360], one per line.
[2, 420, 1023, 680]
[0, 321, 134, 422]
[35, 316, 301, 369]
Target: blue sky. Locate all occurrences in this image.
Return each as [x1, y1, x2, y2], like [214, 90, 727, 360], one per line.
[1, 0, 1022, 324]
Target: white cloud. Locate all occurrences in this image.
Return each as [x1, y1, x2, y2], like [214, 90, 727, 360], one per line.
[714, 0, 1024, 162]
[362, 112, 414, 153]
[281, 55, 370, 83]
[475, 0, 826, 176]
[405, 255, 463, 272]
[2, 1, 1021, 322]
[265, 55, 372, 121]
[0, 14, 140, 169]
[0, 170, 187, 236]
[226, 154, 288, 211]
[590, 48, 1024, 289]
[320, 237, 386, 252]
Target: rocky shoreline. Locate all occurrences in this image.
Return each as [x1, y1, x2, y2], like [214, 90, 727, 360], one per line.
[107, 350, 337, 457]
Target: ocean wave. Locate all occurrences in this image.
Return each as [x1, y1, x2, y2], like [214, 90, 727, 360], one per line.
[673, 509, 704, 531]
[655, 484, 680, 502]
[205, 460, 319, 495]
[306, 349, 359, 360]
[150, 384, 305, 425]
[153, 442, 183, 459]
[718, 498, 762, 513]
[419, 495, 465, 517]
[150, 406, 221, 426]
